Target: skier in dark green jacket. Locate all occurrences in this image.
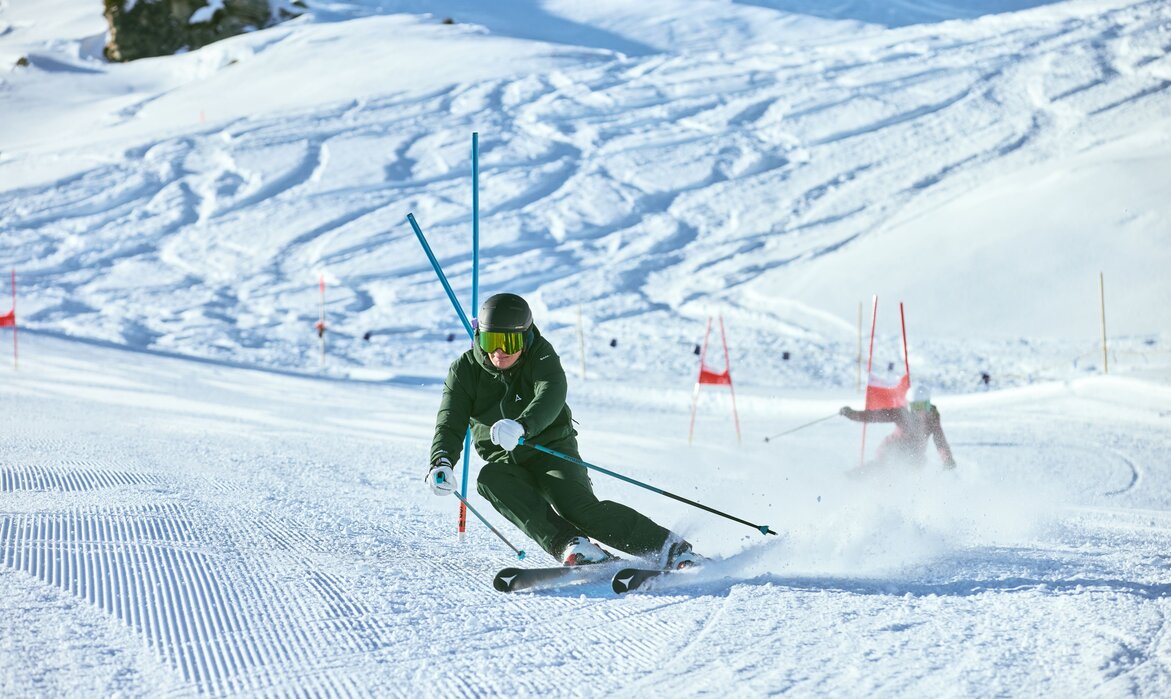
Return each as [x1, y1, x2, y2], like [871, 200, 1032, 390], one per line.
[426, 293, 699, 568]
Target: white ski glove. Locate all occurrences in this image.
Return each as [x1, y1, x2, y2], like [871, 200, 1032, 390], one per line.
[426, 458, 456, 496]
[490, 419, 525, 452]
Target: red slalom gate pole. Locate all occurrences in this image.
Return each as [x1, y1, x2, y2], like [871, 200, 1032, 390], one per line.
[718, 316, 740, 444]
[687, 317, 713, 444]
[317, 275, 326, 367]
[0, 270, 17, 369]
[900, 302, 910, 383]
[11, 270, 17, 370]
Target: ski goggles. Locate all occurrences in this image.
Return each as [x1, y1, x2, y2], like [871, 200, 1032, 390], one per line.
[909, 400, 930, 411]
[479, 330, 525, 354]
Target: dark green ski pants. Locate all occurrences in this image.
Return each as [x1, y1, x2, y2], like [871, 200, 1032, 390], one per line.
[477, 446, 672, 562]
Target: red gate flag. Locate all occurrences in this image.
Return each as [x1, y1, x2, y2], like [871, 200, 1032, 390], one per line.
[858, 297, 911, 466]
[2, 269, 15, 369]
[866, 372, 910, 410]
[698, 365, 732, 385]
[1, 269, 12, 327]
[688, 316, 741, 444]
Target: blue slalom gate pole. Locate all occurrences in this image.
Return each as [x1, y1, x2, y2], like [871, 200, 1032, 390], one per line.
[407, 211, 478, 539]
[408, 133, 484, 541]
[407, 213, 474, 338]
[460, 132, 481, 530]
[517, 437, 778, 536]
[472, 132, 480, 315]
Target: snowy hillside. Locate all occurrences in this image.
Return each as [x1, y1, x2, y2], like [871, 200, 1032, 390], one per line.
[2, 0, 1170, 696]
[3, 0, 1168, 387]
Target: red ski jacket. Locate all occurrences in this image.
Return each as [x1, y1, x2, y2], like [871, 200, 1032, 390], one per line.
[845, 405, 956, 468]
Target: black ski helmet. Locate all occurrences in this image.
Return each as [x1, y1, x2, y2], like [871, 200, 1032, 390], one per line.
[479, 293, 532, 333]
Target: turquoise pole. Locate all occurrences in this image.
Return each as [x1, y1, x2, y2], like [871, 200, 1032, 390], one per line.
[407, 214, 473, 337]
[518, 438, 777, 536]
[472, 132, 480, 315]
[462, 132, 481, 505]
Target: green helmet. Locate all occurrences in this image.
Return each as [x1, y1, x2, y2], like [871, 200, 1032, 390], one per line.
[479, 293, 532, 333]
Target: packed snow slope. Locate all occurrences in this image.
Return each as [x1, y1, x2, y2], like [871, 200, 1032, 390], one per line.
[3, 330, 1171, 696]
[2, 0, 1171, 696]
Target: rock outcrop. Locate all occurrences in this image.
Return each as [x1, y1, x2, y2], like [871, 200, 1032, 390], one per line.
[103, 0, 294, 62]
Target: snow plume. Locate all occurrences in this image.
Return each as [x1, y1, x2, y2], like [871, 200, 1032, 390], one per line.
[747, 459, 1061, 580]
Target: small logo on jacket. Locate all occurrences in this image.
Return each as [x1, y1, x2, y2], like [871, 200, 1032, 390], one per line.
[515, 394, 523, 402]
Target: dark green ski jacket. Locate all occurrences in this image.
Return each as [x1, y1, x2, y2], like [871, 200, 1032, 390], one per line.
[430, 324, 576, 467]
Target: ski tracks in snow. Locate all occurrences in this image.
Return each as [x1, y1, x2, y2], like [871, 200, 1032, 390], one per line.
[2, 331, 1171, 694]
[0, 485, 390, 695]
[3, 2, 1171, 372]
[0, 398, 408, 696]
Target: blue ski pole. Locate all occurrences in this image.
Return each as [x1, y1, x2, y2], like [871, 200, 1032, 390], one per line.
[517, 438, 777, 536]
[763, 413, 838, 442]
[434, 472, 525, 560]
[452, 492, 525, 560]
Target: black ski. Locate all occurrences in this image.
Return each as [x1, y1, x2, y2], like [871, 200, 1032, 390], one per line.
[493, 566, 571, 592]
[493, 562, 618, 593]
[611, 567, 674, 594]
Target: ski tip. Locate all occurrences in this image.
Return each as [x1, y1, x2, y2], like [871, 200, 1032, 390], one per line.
[611, 567, 665, 594]
[493, 569, 521, 593]
[612, 571, 637, 594]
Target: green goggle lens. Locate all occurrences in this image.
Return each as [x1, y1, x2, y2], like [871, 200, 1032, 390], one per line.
[910, 400, 930, 411]
[479, 330, 525, 354]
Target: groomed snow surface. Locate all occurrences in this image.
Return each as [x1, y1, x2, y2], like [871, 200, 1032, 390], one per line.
[2, 0, 1170, 696]
[3, 333, 1170, 696]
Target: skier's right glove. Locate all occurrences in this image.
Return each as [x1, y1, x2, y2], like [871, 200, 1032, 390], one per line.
[490, 419, 525, 452]
[425, 458, 456, 496]
[840, 406, 858, 420]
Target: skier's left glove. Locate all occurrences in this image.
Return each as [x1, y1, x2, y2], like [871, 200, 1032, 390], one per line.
[425, 458, 456, 496]
[490, 419, 525, 452]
